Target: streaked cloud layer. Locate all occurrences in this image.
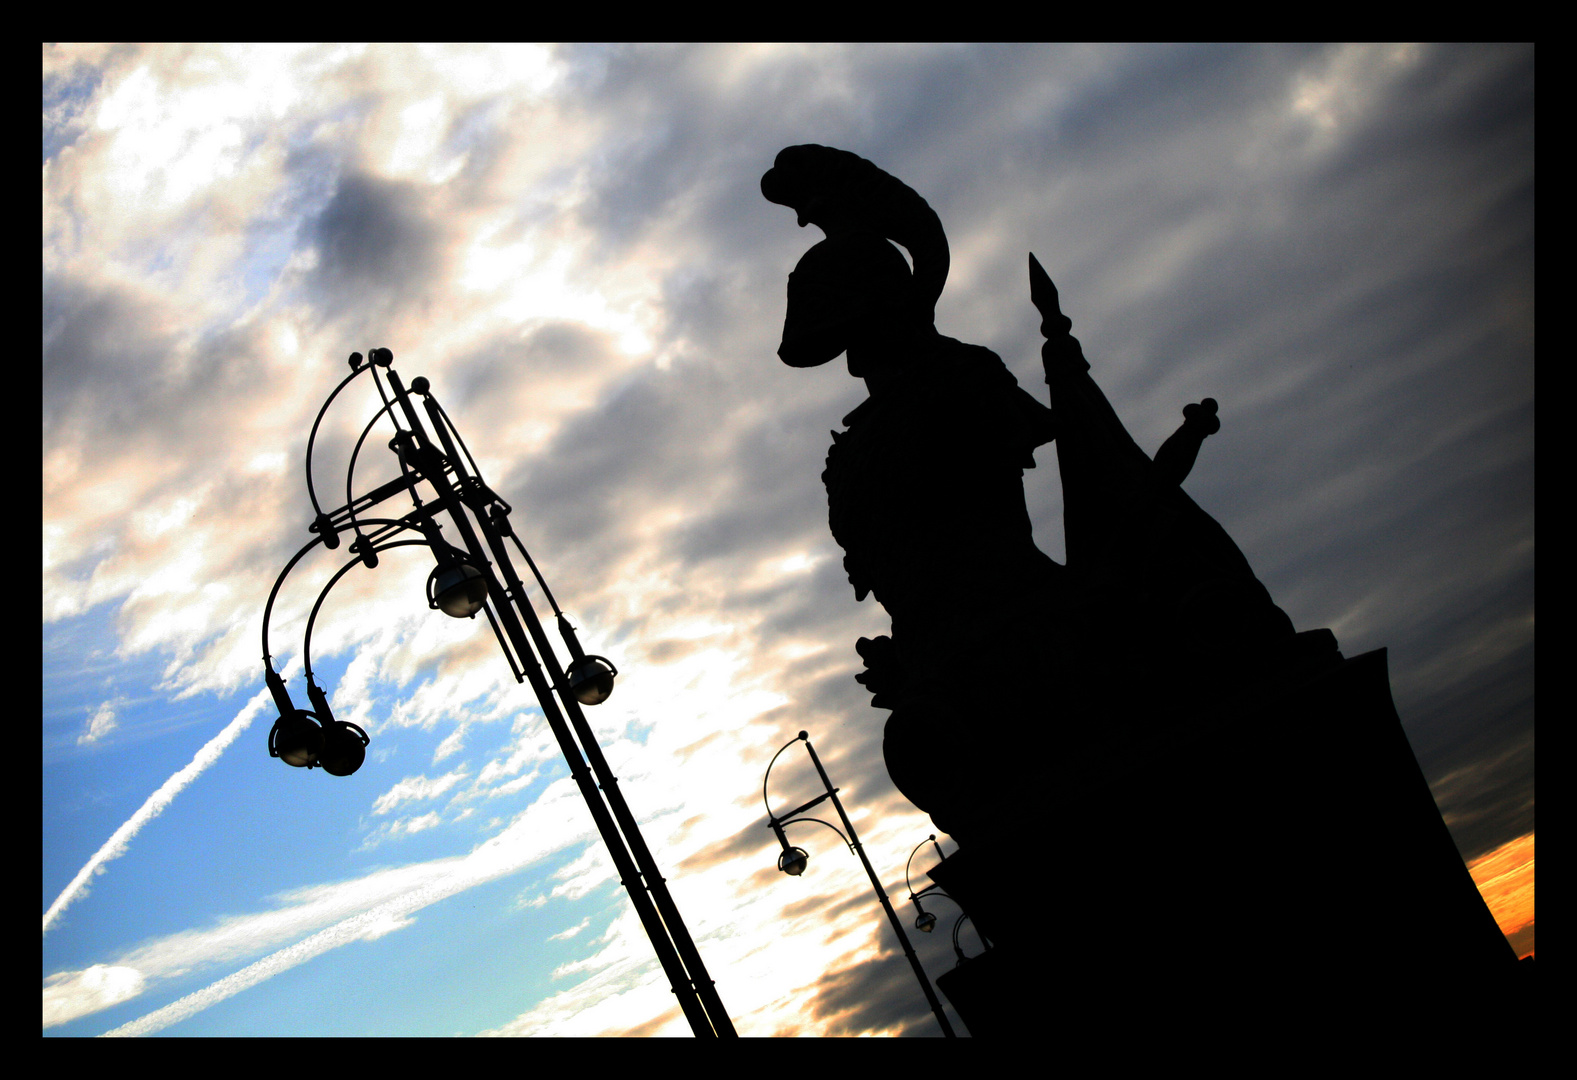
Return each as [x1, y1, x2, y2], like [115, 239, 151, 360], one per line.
[44, 44, 1532, 1035]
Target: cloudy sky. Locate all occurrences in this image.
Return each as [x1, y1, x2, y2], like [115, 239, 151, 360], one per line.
[43, 43, 1533, 1037]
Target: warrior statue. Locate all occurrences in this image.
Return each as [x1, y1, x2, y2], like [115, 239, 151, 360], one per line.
[762, 145, 1310, 849]
[763, 146, 1516, 1025]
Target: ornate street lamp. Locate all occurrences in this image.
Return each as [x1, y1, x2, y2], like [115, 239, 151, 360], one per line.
[762, 731, 957, 1037]
[260, 348, 734, 1037]
[904, 835, 988, 968]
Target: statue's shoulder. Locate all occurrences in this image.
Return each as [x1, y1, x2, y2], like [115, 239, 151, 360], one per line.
[929, 336, 1056, 455]
[930, 336, 1017, 389]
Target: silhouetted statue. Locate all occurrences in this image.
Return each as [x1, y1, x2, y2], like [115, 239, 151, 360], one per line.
[762, 146, 1519, 1032]
[765, 146, 1063, 843]
[763, 145, 1303, 845]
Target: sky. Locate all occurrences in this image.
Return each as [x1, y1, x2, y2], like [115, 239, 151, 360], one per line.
[43, 43, 1534, 1037]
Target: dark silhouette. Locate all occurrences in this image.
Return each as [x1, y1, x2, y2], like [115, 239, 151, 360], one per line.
[763, 145, 1518, 1033]
[763, 145, 1303, 844]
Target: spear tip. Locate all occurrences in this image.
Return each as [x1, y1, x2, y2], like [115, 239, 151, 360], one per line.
[1028, 252, 1058, 315]
[1028, 252, 1069, 338]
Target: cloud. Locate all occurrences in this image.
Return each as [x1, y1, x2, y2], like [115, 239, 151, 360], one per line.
[304, 169, 445, 320]
[475, 906, 685, 1036]
[432, 724, 468, 761]
[77, 701, 120, 745]
[548, 916, 593, 941]
[547, 843, 616, 904]
[808, 946, 947, 1037]
[43, 966, 146, 1029]
[370, 767, 470, 815]
[357, 811, 449, 851]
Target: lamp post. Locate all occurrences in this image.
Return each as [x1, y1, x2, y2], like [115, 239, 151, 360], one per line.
[260, 348, 735, 1037]
[763, 731, 957, 1037]
[904, 835, 988, 968]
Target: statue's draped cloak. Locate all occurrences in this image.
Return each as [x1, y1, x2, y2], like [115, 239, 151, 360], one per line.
[1044, 335, 1296, 669]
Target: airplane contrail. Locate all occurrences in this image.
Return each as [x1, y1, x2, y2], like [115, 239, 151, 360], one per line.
[42, 690, 270, 937]
[95, 780, 595, 1036]
[99, 904, 409, 1037]
[99, 828, 538, 1036]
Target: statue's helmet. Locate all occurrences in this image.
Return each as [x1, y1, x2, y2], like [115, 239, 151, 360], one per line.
[763, 144, 951, 343]
[778, 231, 916, 368]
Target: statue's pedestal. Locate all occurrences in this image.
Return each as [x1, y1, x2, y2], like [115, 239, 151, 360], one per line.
[928, 647, 1516, 1035]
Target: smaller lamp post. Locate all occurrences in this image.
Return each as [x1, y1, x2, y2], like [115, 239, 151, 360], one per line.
[763, 732, 957, 1037]
[905, 834, 989, 968]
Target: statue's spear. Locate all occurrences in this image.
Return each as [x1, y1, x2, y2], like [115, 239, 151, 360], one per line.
[1029, 252, 1217, 487]
[1028, 252, 1090, 381]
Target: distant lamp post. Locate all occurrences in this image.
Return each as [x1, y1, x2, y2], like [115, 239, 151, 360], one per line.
[762, 731, 957, 1038]
[904, 835, 987, 967]
[260, 347, 734, 1037]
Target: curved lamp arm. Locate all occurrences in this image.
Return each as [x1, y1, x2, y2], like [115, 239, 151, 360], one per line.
[505, 524, 562, 618]
[905, 835, 933, 899]
[300, 533, 467, 685]
[762, 731, 809, 820]
[262, 518, 450, 720]
[342, 396, 410, 562]
[263, 517, 433, 673]
[263, 534, 327, 672]
[905, 833, 950, 900]
[304, 358, 376, 521]
[951, 913, 989, 962]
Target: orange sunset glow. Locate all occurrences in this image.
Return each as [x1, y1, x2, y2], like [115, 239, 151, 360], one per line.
[1468, 830, 1535, 959]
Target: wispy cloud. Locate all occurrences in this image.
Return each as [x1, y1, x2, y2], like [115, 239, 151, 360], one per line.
[43, 966, 145, 1029]
[548, 916, 592, 941]
[370, 767, 470, 815]
[77, 700, 120, 745]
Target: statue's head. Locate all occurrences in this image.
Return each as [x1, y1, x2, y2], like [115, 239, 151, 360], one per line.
[778, 232, 916, 368]
[764, 145, 951, 367]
